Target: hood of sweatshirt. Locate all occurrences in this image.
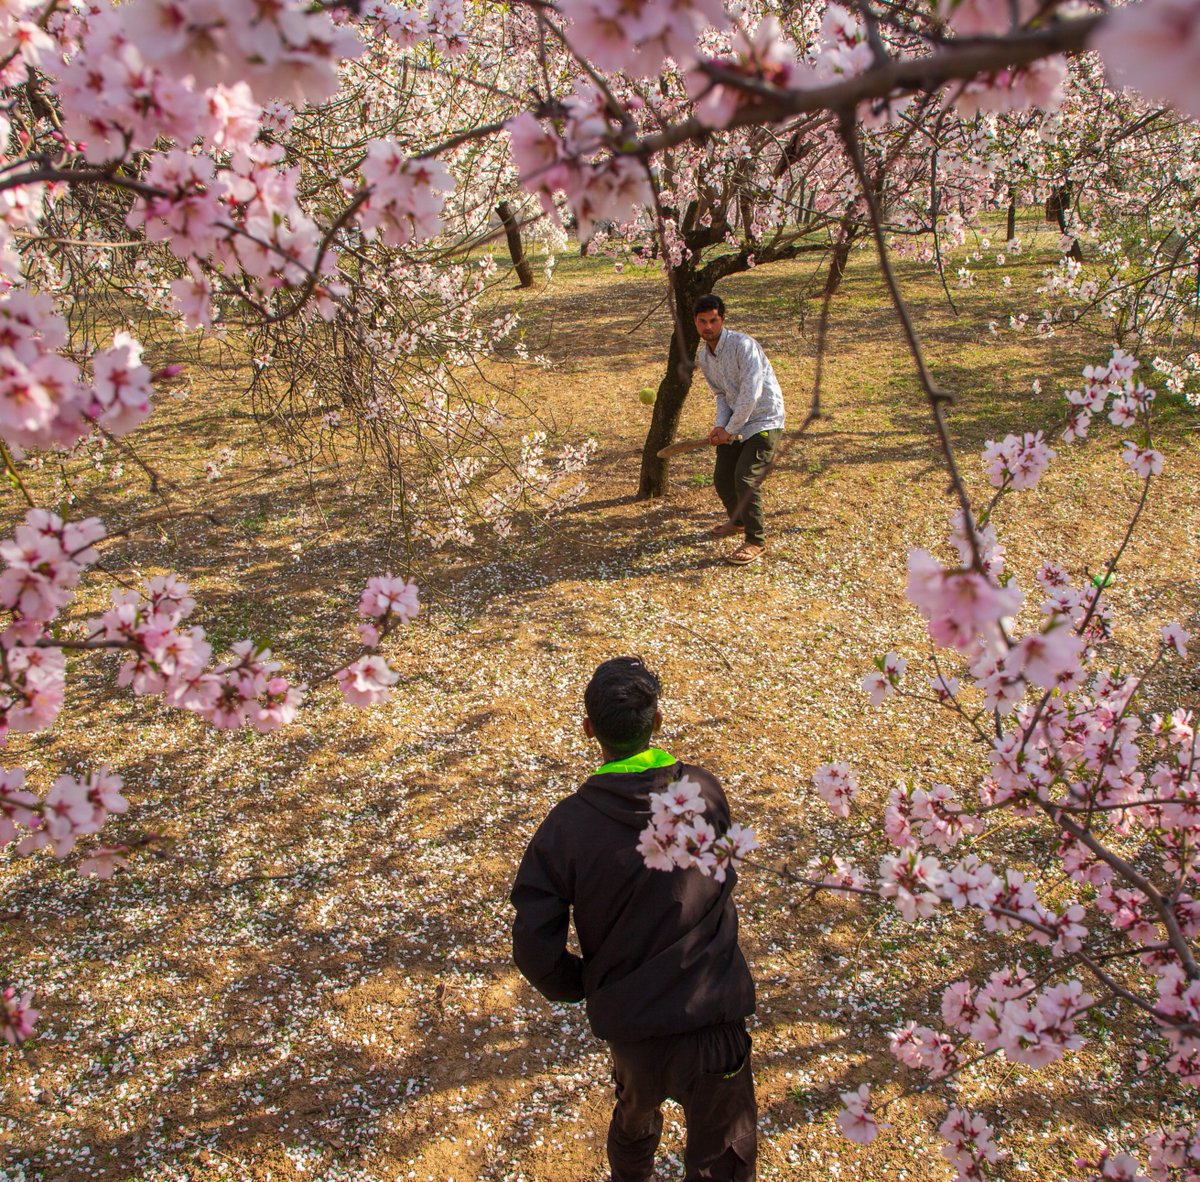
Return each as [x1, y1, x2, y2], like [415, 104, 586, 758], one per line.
[577, 762, 682, 830]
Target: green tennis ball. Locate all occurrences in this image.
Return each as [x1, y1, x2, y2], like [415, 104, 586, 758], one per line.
[639, 386, 656, 405]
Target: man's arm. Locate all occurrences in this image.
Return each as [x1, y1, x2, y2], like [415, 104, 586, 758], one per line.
[697, 349, 732, 437]
[721, 338, 767, 437]
[511, 834, 585, 1003]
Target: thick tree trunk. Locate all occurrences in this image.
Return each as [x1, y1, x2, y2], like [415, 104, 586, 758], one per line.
[637, 269, 704, 499]
[822, 226, 857, 299]
[496, 201, 534, 288]
[1006, 192, 1017, 242]
[1045, 184, 1083, 261]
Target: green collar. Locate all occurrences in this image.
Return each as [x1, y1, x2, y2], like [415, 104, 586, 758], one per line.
[594, 747, 677, 776]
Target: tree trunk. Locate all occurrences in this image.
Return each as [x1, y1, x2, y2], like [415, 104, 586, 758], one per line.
[637, 269, 703, 499]
[496, 201, 534, 288]
[1045, 184, 1083, 261]
[822, 226, 857, 299]
[1006, 192, 1017, 242]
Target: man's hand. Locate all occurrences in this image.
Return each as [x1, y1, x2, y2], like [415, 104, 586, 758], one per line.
[709, 426, 732, 445]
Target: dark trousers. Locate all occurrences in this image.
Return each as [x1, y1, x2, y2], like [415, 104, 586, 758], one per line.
[713, 431, 780, 546]
[607, 1021, 756, 1182]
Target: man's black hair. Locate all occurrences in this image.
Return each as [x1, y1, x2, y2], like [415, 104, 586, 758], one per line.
[585, 657, 662, 759]
[693, 293, 725, 317]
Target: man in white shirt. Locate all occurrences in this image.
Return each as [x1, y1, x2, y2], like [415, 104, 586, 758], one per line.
[693, 294, 785, 565]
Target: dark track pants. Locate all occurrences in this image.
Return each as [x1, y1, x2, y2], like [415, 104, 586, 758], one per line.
[713, 430, 780, 546]
[606, 1020, 756, 1182]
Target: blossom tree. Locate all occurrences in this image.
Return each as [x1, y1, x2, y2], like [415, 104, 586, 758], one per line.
[3, 4, 1200, 1177]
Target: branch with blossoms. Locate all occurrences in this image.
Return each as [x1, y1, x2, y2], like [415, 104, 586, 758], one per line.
[0, 500, 423, 1048]
[635, 335, 1200, 1171]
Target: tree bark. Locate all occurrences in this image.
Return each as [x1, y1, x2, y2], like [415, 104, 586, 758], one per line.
[496, 201, 534, 288]
[1045, 184, 1083, 261]
[1006, 191, 1017, 242]
[822, 224, 857, 298]
[637, 267, 704, 499]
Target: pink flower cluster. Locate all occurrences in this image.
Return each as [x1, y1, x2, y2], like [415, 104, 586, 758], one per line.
[333, 574, 417, 705]
[939, 1107, 1001, 1182]
[507, 89, 654, 239]
[939, 0, 1037, 35]
[982, 430, 1056, 491]
[906, 546, 1023, 655]
[88, 578, 304, 732]
[0, 293, 157, 452]
[103, 0, 363, 108]
[956, 57, 1068, 118]
[689, 17, 805, 128]
[1063, 350, 1157, 457]
[637, 774, 758, 883]
[359, 146, 455, 247]
[890, 1020, 958, 1077]
[15, 766, 128, 860]
[812, 761, 858, 817]
[937, 969, 1092, 1068]
[879, 848, 944, 921]
[1144, 1124, 1200, 1180]
[885, 782, 979, 852]
[557, 0, 728, 78]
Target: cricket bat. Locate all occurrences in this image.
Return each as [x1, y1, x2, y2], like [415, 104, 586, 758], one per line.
[656, 434, 740, 458]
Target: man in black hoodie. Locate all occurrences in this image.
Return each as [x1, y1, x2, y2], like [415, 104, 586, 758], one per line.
[510, 656, 757, 1181]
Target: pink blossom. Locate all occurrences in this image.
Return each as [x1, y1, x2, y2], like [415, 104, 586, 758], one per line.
[636, 820, 681, 872]
[911, 783, 979, 851]
[652, 775, 707, 820]
[1161, 622, 1190, 658]
[939, 1107, 1001, 1179]
[251, 678, 304, 733]
[359, 145, 454, 247]
[0, 766, 37, 846]
[879, 849, 944, 921]
[939, 0, 1037, 35]
[836, 1083, 884, 1144]
[690, 16, 805, 128]
[78, 845, 131, 879]
[170, 269, 215, 329]
[1012, 624, 1084, 691]
[1122, 442, 1164, 478]
[709, 823, 758, 882]
[566, 155, 653, 241]
[982, 430, 1056, 490]
[0, 985, 37, 1044]
[1095, 0, 1200, 120]
[359, 574, 420, 622]
[90, 332, 153, 435]
[941, 980, 979, 1033]
[335, 654, 400, 706]
[42, 773, 96, 858]
[812, 761, 858, 817]
[906, 547, 1023, 654]
[862, 651, 906, 705]
[930, 673, 960, 701]
[940, 854, 997, 910]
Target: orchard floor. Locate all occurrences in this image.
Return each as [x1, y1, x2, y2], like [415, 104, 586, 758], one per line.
[3, 220, 1200, 1181]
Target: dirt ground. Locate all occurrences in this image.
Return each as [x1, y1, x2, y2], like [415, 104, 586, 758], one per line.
[2, 216, 1199, 1180]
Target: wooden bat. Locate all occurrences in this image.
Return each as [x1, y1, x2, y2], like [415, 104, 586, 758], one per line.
[656, 434, 740, 458]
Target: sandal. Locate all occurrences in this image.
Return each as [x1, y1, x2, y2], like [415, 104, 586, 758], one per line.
[711, 520, 740, 538]
[727, 543, 765, 565]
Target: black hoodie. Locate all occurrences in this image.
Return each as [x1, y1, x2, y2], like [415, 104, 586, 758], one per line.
[510, 759, 755, 1043]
